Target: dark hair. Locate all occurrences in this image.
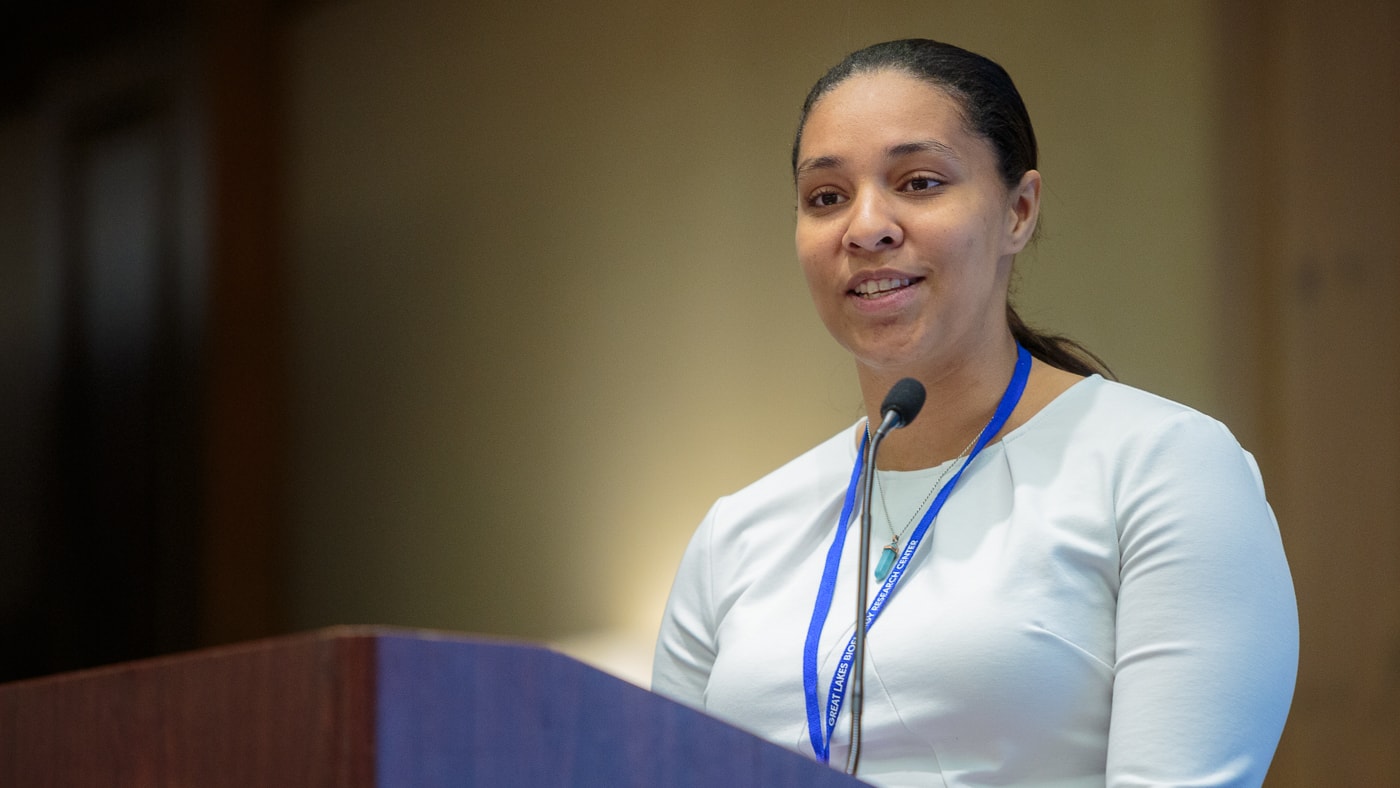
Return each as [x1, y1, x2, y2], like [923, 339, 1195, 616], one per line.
[792, 39, 1113, 379]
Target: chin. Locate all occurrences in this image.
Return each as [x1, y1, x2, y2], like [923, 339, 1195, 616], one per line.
[850, 346, 932, 375]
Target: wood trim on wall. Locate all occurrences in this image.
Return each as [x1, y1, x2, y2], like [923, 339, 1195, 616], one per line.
[198, 0, 289, 646]
[1217, 1, 1400, 783]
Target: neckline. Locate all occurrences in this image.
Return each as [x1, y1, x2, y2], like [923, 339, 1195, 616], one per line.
[874, 455, 961, 481]
[845, 373, 1104, 467]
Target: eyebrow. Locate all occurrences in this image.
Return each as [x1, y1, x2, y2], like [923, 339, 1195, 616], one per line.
[795, 139, 961, 180]
[889, 139, 959, 160]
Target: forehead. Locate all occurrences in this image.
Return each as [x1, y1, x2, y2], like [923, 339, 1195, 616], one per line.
[798, 70, 980, 162]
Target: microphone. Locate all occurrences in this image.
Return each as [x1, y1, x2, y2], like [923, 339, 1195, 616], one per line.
[847, 377, 925, 776]
[878, 377, 927, 435]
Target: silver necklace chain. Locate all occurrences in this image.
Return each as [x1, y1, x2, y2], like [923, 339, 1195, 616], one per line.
[868, 425, 980, 551]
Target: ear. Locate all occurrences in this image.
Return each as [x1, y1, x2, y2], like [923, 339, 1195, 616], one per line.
[1003, 169, 1041, 254]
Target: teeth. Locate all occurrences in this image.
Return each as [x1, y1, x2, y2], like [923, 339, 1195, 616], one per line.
[854, 278, 912, 296]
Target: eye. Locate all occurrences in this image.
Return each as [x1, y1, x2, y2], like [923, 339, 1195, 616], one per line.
[807, 190, 847, 208]
[902, 175, 943, 192]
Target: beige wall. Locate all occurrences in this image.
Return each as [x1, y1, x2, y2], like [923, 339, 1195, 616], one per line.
[280, 0, 1225, 681]
[3, 0, 1393, 778]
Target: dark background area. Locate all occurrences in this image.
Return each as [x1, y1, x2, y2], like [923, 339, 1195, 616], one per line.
[0, 0, 291, 680]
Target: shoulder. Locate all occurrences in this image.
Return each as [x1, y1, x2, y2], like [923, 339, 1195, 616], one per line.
[1025, 379, 1281, 562]
[711, 422, 861, 520]
[1012, 375, 1246, 455]
[683, 422, 864, 591]
[1006, 376, 1270, 514]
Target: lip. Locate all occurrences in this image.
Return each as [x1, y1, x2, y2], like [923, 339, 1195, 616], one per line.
[845, 270, 925, 307]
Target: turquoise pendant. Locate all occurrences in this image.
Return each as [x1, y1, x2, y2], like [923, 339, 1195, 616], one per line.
[875, 544, 897, 582]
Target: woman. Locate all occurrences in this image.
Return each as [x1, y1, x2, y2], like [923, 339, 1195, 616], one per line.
[652, 39, 1297, 787]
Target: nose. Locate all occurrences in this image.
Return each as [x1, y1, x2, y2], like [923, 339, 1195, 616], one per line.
[842, 190, 903, 253]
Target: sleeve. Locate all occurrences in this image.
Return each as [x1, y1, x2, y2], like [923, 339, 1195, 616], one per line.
[651, 501, 722, 707]
[1106, 411, 1299, 787]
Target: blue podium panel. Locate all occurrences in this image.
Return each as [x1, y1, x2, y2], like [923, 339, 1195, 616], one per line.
[374, 631, 867, 787]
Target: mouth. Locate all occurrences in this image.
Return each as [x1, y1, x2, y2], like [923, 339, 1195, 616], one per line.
[851, 277, 921, 299]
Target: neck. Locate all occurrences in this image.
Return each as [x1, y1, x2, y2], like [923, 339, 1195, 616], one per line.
[859, 335, 1020, 471]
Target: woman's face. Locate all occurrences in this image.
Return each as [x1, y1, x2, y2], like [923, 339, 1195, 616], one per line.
[793, 69, 1039, 375]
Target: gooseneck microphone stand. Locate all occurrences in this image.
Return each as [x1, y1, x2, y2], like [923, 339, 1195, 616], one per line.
[846, 378, 925, 776]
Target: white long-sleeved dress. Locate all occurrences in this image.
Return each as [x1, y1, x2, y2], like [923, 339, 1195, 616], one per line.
[652, 376, 1297, 787]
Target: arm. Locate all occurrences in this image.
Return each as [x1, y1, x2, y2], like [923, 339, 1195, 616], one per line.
[652, 503, 721, 706]
[1107, 413, 1298, 787]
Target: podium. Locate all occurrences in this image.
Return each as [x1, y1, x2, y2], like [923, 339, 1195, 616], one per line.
[0, 626, 868, 786]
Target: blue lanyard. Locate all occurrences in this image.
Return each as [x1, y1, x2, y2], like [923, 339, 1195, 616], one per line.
[802, 345, 1032, 763]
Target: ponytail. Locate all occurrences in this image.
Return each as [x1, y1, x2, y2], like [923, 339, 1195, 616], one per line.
[1008, 305, 1114, 379]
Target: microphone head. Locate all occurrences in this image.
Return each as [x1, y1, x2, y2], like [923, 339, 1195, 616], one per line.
[880, 378, 926, 428]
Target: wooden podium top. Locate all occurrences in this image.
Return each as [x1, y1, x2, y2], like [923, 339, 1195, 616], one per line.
[0, 626, 868, 787]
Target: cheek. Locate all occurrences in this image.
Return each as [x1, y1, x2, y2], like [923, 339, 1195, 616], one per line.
[928, 204, 1005, 274]
[794, 226, 832, 287]
[794, 231, 848, 329]
[797, 252, 836, 320]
